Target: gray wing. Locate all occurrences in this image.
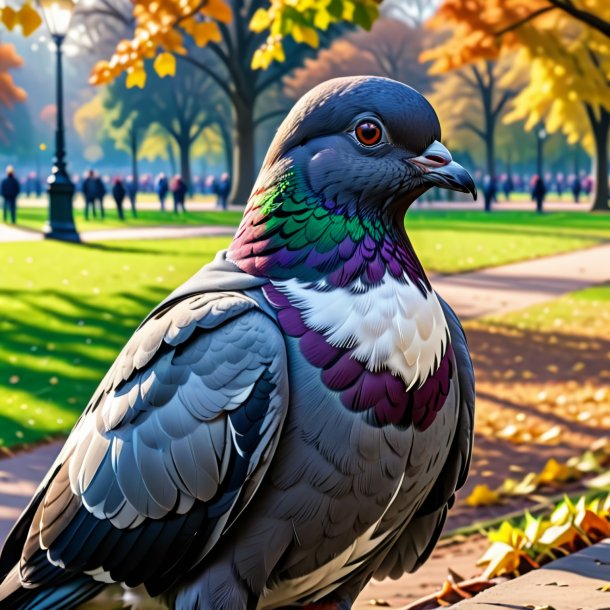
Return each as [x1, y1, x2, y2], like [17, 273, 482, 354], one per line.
[373, 295, 474, 579]
[6, 288, 288, 596]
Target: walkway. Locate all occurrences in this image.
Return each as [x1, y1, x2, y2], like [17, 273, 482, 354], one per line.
[432, 243, 610, 319]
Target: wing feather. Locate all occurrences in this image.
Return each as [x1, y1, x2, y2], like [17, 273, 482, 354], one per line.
[9, 287, 288, 596]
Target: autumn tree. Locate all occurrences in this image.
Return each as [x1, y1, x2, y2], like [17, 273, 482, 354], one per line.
[425, 55, 524, 209]
[426, 0, 610, 211]
[286, 18, 430, 100]
[101, 65, 227, 191]
[0, 43, 27, 145]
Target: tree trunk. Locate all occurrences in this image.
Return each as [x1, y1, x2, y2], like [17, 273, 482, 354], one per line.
[483, 127, 495, 213]
[167, 143, 177, 175]
[218, 119, 233, 178]
[178, 137, 192, 195]
[590, 108, 610, 212]
[230, 99, 256, 206]
[130, 127, 139, 188]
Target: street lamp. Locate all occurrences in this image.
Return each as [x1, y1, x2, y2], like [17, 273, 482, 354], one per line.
[38, 0, 79, 241]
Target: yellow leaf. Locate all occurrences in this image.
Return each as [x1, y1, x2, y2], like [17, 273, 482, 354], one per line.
[126, 66, 147, 89]
[314, 8, 331, 30]
[250, 8, 270, 33]
[465, 484, 502, 507]
[153, 52, 176, 78]
[1, 6, 18, 31]
[17, 3, 42, 37]
[537, 458, 578, 486]
[292, 24, 319, 47]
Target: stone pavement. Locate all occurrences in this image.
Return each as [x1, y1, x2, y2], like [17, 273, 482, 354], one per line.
[453, 538, 610, 610]
[432, 243, 610, 319]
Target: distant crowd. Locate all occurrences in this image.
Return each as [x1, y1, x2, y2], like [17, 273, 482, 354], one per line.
[478, 170, 595, 212]
[0, 167, 233, 225]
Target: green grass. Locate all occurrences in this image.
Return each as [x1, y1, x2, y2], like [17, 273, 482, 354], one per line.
[2, 210, 610, 447]
[407, 210, 610, 273]
[14, 206, 243, 233]
[479, 283, 610, 333]
[0, 238, 231, 447]
[8, 208, 610, 273]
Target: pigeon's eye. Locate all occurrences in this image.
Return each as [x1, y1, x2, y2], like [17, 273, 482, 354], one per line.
[355, 121, 383, 147]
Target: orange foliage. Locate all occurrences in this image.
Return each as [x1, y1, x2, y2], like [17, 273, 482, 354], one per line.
[421, 0, 554, 73]
[90, 0, 232, 88]
[0, 44, 26, 107]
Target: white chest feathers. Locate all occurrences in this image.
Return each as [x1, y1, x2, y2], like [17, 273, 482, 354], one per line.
[272, 273, 449, 389]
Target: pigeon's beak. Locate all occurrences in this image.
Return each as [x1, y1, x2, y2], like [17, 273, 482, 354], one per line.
[410, 141, 477, 200]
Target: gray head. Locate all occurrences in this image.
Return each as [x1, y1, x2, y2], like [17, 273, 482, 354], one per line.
[257, 76, 476, 212]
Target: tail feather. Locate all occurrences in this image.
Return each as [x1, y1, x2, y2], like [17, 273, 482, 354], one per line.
[0, 564, 104, 610]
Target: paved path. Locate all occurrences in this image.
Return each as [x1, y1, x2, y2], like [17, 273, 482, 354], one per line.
[432, 243, 610, 319]
[453, 538, 610, 610]
[80, 225, 236, 242]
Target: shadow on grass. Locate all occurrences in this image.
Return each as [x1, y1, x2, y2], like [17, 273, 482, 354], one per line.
[0, 285, 168, 445]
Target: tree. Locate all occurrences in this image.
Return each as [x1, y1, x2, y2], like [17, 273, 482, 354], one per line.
[0, 43, 27, 145]
[425, 0, 610, 211]
[3, 0, 382, 204]
[103, 64, 228, 190]
[285, 18, 431, 100]
[79, 0, 379, 205]
[424, 56, 523, 199]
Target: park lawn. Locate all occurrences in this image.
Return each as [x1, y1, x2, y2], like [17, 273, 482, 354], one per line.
[14, 206, 244, 233]
[477, 282, 610, 334]
[0, 238, 231, 448]
[7, 208, 610, 273]
[409, 209, 609, 273]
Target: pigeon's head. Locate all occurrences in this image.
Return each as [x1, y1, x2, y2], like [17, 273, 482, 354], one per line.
[255, 76, 476, 216]
[229, 76, 476, 282]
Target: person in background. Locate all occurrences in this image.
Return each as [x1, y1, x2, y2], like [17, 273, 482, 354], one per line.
[582, 173, 593, 197]
[215, 172, 231, 210]
[571, 174, 582, 203]
[126, 175, 137, 218]
[531, 174, 547, 214]
[205, 175, 217, 197]
[556, 172, 565, 199]
[82, 170, 97, 220]
[1, 165, 20, 224]
[502, 173, 514, 201]
[94, 172, 106, 220]
[482, 174, 496, 212]
[171, 175, 187, 213]
[156, 173, 169, 211]
[112, 177, 126, 221]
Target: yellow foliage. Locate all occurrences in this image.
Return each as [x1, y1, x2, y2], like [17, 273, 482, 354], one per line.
[465, 484, 502, 507]
[479, 491, 610, 580]
[427, 0, 610, 153]
[1, 6, 18, 31]
[153, 52, 176, 78]
[126, 65, 147, 89]
[17, 4, 42, 36]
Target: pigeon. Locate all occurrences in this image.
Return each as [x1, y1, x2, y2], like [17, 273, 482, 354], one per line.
[0, 76, 476, 610]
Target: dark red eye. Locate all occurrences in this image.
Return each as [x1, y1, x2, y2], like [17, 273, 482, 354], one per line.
[355, 121, 382, 146]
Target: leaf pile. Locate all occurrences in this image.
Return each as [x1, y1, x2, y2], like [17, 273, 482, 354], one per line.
[466, 438, 610, 507]
[479, 494, 610, 579]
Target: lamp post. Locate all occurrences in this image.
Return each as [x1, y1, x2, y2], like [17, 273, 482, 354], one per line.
[38, 0, 79, 242]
